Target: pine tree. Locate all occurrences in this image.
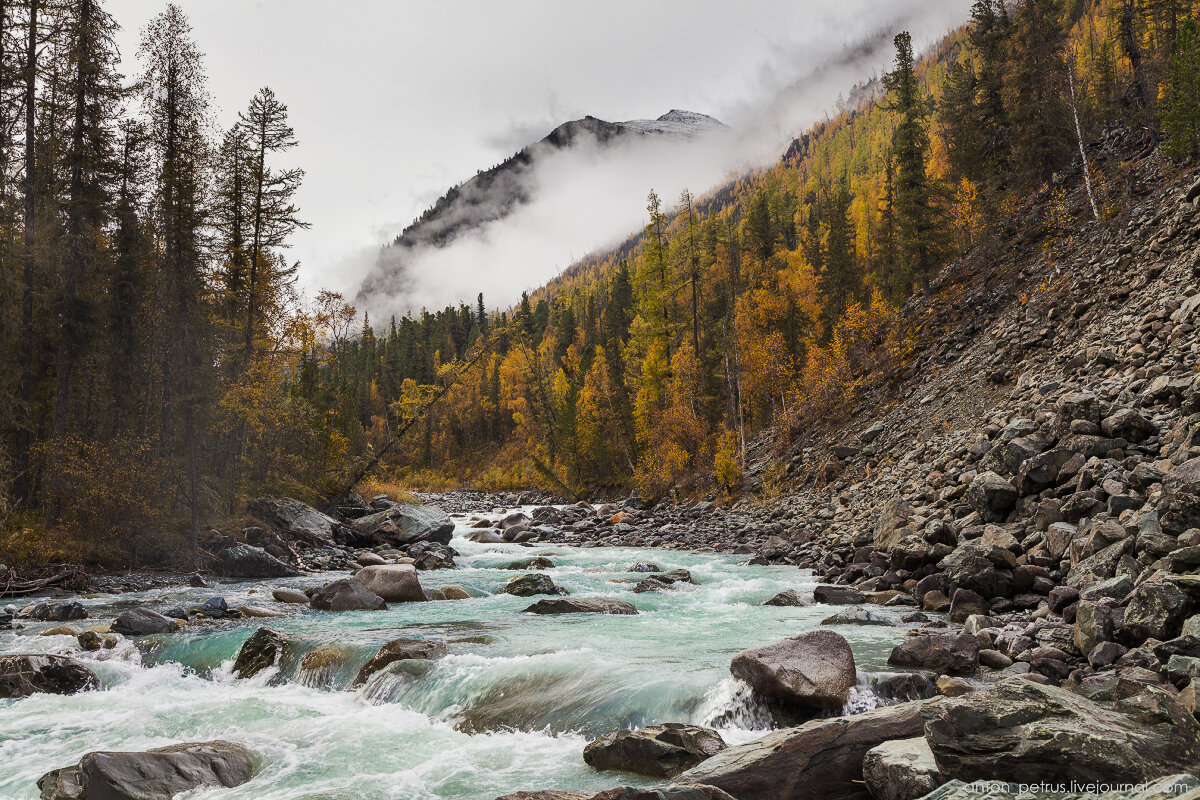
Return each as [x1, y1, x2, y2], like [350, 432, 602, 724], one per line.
[819, 178, 861, 336]
[1161, 17, 1200, 160]
[1006, 0, 1070, 186]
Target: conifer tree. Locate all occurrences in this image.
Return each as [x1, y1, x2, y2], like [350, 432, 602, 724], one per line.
[1161, 17, 1200, 160]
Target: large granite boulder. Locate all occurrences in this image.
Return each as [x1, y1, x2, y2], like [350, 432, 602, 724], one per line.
[309, 577, 387, 611]
[38, 740, 255, 800]
[215, 544, 299, 578]
[233, 627, 290, 679]
[0, 654, 99, 698]
[862, 737, 944, 800]
[888, 634, 980, 675]
[503, 573, 567, 597]
[676, 702, 924, 800]
[353, 564, 426, 602]
[523, 598, 638, 615]
[352, 638, 447, 686]
[351, 502, 454, 545]
[921, 678, 1200, 785]
[248, 496, 338, 545]
[110, 607, 181, 636]
[583, 723, 727, 778]
[729, 629, 857, 709]
[965, 472, 1018, 523]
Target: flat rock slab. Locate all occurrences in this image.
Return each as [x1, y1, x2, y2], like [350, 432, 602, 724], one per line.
[522, 598, 638, 615]
[38, 740, 255, 800]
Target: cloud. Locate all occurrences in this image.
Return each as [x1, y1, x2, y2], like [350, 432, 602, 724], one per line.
[353, 0, 973, 321]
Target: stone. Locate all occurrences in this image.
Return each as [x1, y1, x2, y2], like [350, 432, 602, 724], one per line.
[233, 627, 289, 679]
[507, 557, 555, 570]
[813, 585, 866, 604]
[1123, 581, 1193, 644]
[676, 702, 925, 800]
[248, 496, 338, 545]
[352, 638, 447, 686]
[921, 678, 1200, 785]
[948, 590, 988, 624]
[29, 601, 88, 622]
[627, 563, 662, 573]
[965, 472, 1018, 522]
[821, 608, 893, 626]
[433, 585, 472, 600]
[353, 565, 425, 603]
[357, 552, 387, 566]
[922, 590, 951, 612]
[38, 740, 255, 800]
[1160, 458, 1200, 535]
[634, 569, 695, 593]
[351, 502, 455, 545]
[407, 540, 457, 570]
[1074, 598, 1122, 654]
[761, 590, 808, 607]
[1102, 409, 1157, 443]
[503, 573, 566, 597]
[110, 607, 181, 636]
[887, 634, 980, 675]
[523, 598, 638, 615]
[730, 629, 857, 709]
[215, 544, 299, 578]
[271, 588, 309, 604]
[0, 654, 99, 698]
[310, 577, 387, 611]
[862, 737, 944, 800]
[979, 649, 1013, 669]
[583, 723, 727, 778]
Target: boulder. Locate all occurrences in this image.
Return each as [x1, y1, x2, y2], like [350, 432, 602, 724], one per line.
[862, 736, 944, 800]
[310, 577, 387, 611]
[0, 654, 99, 698]
[887, 634, 980, 675]
[215, 544, 299, 579]
[1123, 581, 1193, 644]
[634, 569, 695, 593]
[29, 601, 88, 622]
[965, 472, 1018, 523]
[352, 638, 447, 686]
[948, 590, 989, 624]
[503, 573, 567, 597]
[406, 540, 457, 570]
[494, 794, 591, 800]
[583, 723, 727, 778]
[271, 588, 310, 604]
[813, 585, 866, 604]
[1161, 459, 1200, 535]
[1102, 409, 1157, 443]
[353, 565, 425, 603]
[352, 502, 454, 545]
[761, 590, 808, 607]
[921, 678, 1200, 784]
[233, 627, 289, 679]
[730, 629, 857, 709]
[523, 598, 638, 615]
[38, 741, 255, 800]
[248, 496, 338, 545]
[627, 563, 662, 573]
[821, 608, 893, 626]
[110, 607, 181, 636]
[507, 557, 556, 570]
[677, 702, 924, 800]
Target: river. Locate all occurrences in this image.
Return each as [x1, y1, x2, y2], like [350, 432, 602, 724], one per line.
[0, 508, 919, 799]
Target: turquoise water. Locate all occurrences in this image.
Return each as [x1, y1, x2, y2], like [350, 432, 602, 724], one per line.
[0, 510, 918, 799]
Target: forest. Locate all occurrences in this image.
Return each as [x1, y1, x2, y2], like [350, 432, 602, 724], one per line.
[1, 0, 1199, 568]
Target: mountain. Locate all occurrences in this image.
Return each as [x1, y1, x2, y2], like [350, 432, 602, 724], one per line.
[356, 110, 727, 305]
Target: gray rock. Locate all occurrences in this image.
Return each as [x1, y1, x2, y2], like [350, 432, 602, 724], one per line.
[215, 544, 299, 578]
[1123, 580, 1193, 644]
[730, 629, 857, 709]
[352, 638, 447, 686]
[29, 601, 88, 622]
[233, 627, 289, 679]
[310, 577, 387, 611]
[0, 654, 99, 698]
[965, 472, 1018, 523]
[248, 496, 338, 545]
[862, 736, 944, 800]
[583, 723, 726, 778]
[523, 598, 638, 615]
[351, 502, 455, 545]
[821, 608, 893, 626]
[353, 565, 425, 602]
[813, 585, 866, 604]
[38, 740, 255, 800]
[921, 678, 1200, 785]
[888, 634, 980, 675]
[761, 590, 808, 607]
[406, 540, 457, 570]
[503, 573, 566, 597]
[634, 569, 695, 593]
[110, 607, 181, 636]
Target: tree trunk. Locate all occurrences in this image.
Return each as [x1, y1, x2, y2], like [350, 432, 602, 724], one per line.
[15, 0, 39, 502]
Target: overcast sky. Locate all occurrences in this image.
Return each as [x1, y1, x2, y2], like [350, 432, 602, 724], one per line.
[107, 0, 972, 313]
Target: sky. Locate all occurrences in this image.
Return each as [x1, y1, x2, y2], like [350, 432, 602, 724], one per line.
[107, 0, 973, 317]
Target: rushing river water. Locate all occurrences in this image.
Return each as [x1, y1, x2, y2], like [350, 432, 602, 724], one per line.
[0, 508, 920, 800]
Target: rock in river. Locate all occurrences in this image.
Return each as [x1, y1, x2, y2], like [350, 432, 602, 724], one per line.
[523, 598, 638, 615]
[503, 573, 567, 597]
[38, 740, 255, 800]
[761, 590, 808, 607]
[921, 678, 1200, 785]
[353, 565, 425, 603]
[110, 607, 182, 636]
[677, 701, 924, 800]
[352, 638, 448, 686]
[351, 502, 454, 545]
[634, 569, 695, 593]
[0, 654, 99, 698]
[729, 629, 857, 709]
[583, 723, 727, 778]
[310, 577, 387, 611]
[215, 543, 299, 578]
[29, 601, 87, 622]
[233, 627, 290, 679]
[887, 633, 980, 675]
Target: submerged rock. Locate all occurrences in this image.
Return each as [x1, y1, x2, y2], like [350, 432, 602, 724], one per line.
[233, 627, 289, 679]
[110, 607, 181, 636]
[352, 565, 424, 603]
[523, 598, 638, 615]
[634, 569, 695, 593]
[352, 638, 447, 686]
[271, 588, 309, 604]
[677, 701, 924, 800]
[730, 629, 857, 709]
[583, 723, 726, 778]
[38, 740, 255, 800]
[921, 678, 1200, 785]
[506, 556, 556, 571]
[310, 577, 387, 611]
[0, 654, 99, 698]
